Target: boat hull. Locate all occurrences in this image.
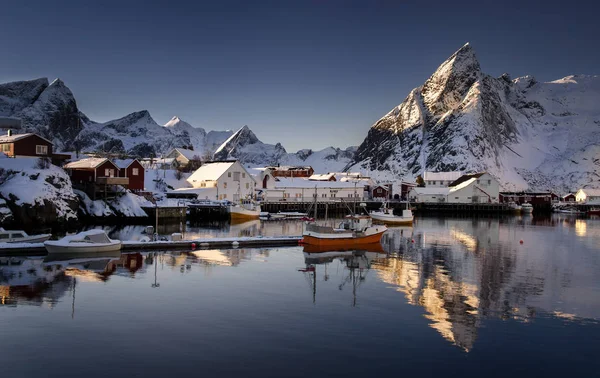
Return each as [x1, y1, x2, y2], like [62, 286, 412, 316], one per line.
[302, 228, 386, 247]
[44, 241, 122, 254]
[229, 206, 261, 220]
[370, 213, 413, 225]
[6, 234, 52, 243]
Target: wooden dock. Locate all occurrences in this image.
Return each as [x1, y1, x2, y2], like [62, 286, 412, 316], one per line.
[0, 236, 302, 256]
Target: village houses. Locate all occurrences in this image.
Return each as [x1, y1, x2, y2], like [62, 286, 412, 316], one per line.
[181, 160, 257, 201]
[575, 188, 600, 204]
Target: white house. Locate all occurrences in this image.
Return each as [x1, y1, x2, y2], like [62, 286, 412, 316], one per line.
[410, 172, 500, 203]
[575, 188, 600, 203]
[186, 161, 256, 201]
[262, 177, 363, 202]
[423, 171, 463, 187]
[165, 148, 202, 167]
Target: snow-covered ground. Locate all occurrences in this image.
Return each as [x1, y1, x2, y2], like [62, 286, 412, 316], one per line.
[0, 156, 78, 221]
[144, 168, 192, 192]
[76, 189, 152, 217]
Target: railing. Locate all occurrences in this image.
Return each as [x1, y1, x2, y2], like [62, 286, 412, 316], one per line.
[97, 177, 129, 185]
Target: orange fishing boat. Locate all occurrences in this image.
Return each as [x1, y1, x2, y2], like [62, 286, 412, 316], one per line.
[302, 215, 387, 247]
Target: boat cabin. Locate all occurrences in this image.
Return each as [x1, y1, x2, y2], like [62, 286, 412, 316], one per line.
[338, 215, 372, 232]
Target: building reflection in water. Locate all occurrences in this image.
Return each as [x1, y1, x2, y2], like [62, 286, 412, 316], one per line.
[372, 217, 600, 352]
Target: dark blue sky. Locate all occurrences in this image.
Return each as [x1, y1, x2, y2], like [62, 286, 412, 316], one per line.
[1, 0, 598, 151]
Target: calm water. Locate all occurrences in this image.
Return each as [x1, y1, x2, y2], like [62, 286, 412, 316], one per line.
[1, 215, 600, 378]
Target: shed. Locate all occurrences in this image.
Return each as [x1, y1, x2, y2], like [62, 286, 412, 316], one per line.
[114, 159, 145, 191]
[0, 132, 53, 158]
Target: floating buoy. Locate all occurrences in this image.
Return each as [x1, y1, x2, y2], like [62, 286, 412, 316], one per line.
[191, 242, 196, 250]
[520, 240, 524, 244]
[232, 241, 239, 247]
[411, 239, 415, 243]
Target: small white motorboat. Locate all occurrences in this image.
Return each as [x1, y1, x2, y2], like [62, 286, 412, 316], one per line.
[0, 227, 51, 243]
[521, 202, 534, 214]
[44, 229, 122, 254]
[370, 202, 413, 225]
[507, 201, 522, 214]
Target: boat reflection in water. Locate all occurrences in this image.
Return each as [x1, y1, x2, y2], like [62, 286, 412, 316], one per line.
[301, 244, 387, 306]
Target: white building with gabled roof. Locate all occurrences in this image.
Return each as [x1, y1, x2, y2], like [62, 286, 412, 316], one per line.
[165, 147, 202, 167]
[423, 171, 463, 187]
[186, 161, 256, 201]
[410, 172, 499, 203]
[262, 177, 363, 202]
[575, 188, 600, 204]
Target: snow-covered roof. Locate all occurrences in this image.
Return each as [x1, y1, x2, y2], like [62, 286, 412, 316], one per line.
[448, 172, 487, 187]
[423, 171, 462, 182]
[113, 159, 137, 169]
[411, 187, 451, 195]
[266, 165, 312, 171]
[64, 158, 114, 169]
[273, 177, 358, 189]
[173, 148, 200, 161]
[309, 173, 336, 181]
[0, 132, 53, 145]
[578, 188, 600, 196]
[187, 162, 235, 183]
[168, 187, 218, 198]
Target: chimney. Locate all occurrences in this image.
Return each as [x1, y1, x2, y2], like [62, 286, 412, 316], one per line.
[7, 129, 12, 137]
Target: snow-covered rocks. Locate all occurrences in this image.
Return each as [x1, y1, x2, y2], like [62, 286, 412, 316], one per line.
[0, 157, 78, 226]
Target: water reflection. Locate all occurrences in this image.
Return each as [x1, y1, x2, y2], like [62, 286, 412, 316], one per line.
[374, 217, 600, 351]
[301, 249, 387, 306]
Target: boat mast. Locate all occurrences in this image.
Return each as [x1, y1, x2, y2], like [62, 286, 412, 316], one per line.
[313, 185, 318, 220]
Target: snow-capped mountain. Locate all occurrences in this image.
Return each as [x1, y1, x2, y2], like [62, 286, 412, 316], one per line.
[213, 125, 287, 166]
[0, 77, 356, 169]
[347, 43, 600, 192]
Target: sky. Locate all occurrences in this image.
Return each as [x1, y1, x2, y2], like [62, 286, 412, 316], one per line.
[1, 0, 598, 152]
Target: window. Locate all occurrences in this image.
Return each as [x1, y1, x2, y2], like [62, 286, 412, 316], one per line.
[200, 182, 206, 188]
[487, 180, 491, 185]
[223, 182, 227, 189]
[1, 144, 10, 152]
[36, 145, 48, 155]
[455, 197, 459, 199]
[321, 194, 326, 198]
[330, 193, 336, 198]
[242, 173, 246, 178]
[245, 183, 249, 189]
[132, 168, 139, 176]
[313, 193, 317, 198]
[228, 172, 231, 177]
[233, 172, 240, 181]
[477, 180, 480, 184]
[223, 194, 227, 199]
[105, 168, 110, 176]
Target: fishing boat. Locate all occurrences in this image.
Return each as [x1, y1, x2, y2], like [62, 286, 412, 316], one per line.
[555, 207, 584, 215]
[44, 229, 122, 254]
[521, 202, 534, 214]
[370, 202, 413, 225]
[303, 215, 387, 247]
[229, 199, 261, 221]
[0, 227, 51, 243]
[507, 201, 522, 214]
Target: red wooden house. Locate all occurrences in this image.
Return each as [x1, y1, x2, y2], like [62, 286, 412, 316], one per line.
[64, 158, 128, 199]
[115, 159, 144, 191]
[372, 185, 390, 199]
[0, 132, 53, 158]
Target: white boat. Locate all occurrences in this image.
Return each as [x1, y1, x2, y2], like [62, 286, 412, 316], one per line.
[521, 202, 534, 214]
[44, 229, 122, 254]
[0, 227, 51, 243]
[370, 202, 413, 225]
[507, 201, 522, 214]
[555, 207, 584, 215]
[229, 200, 261, 221]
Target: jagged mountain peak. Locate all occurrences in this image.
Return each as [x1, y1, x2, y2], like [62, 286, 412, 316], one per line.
[421, 43, 481, 117]
[165, 115, 185, 127]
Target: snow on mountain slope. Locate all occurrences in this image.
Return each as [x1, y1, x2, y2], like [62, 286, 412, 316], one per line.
[280, 146, 357, 173]
[348, 43, 600, 192]
[213, 125, 287, 166]
[164, 116, 208, 154]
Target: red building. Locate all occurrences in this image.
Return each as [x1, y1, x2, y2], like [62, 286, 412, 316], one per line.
[563, 193, 576, 202]
[115, 159, 144, 191]
[0, 132, 53, 158]
[499, 192, 560, 205]
[372, 185, 390, 199]
[64, 158, 128, 199]
[267, 166, 314, 178]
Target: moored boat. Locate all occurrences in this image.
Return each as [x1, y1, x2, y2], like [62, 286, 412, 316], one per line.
[0, 227, 51, 243]
[302, 215, 387, 247]
[521, 202, 534, 214]
[44, 230, 122, 254]
[507, 201, 522, 214]
[229, 200, 261, 221]
[370, 202, 413, 225]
